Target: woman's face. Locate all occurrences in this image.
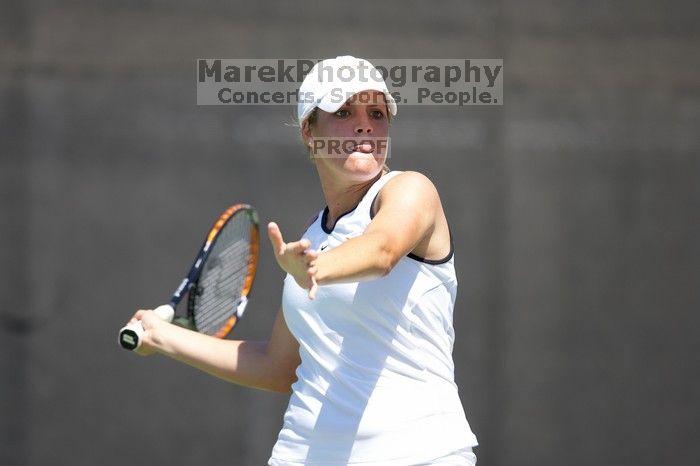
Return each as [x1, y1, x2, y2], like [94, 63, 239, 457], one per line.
[304, 90, 390, 182]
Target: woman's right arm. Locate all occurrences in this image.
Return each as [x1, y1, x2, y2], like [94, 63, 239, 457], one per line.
[130, 307, 300, 393]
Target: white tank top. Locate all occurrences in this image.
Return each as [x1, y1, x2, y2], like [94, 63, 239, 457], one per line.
[270, 172, 478, 465]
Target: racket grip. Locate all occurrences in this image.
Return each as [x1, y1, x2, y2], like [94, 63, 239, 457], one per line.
[118, 305, 175, 351]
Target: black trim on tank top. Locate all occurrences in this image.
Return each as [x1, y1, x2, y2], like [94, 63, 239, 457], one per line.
[321, 205, 357, 234]
[407, 236, 454, 264]
[322, 172, 389, 233]
[370, 188, 454, 265]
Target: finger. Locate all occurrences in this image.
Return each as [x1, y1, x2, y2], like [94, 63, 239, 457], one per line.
[288, 239, 311, 255]
[267, 222, 286, 256]
[308, 274, 318, 300]
[304, 249, 319, 262]
[128, 309, 150, 325]
[307, 267, 318, 300]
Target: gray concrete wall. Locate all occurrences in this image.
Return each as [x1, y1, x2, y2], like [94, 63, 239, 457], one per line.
[1, 1, 698, 465]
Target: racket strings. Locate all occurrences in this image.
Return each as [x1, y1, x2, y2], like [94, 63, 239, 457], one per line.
[193, 215, 254, 335]
[196, 246, 249, 326]
[196, 259, 248, 333]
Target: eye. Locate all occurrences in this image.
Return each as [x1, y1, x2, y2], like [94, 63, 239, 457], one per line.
[334, 109, 350, 118]
[369, 109, 385, 119]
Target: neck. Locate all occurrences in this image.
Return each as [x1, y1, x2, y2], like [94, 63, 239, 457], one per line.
[317, 170, 385, 228]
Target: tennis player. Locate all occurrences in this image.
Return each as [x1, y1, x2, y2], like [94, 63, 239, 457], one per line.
[128, 56, 478, 465]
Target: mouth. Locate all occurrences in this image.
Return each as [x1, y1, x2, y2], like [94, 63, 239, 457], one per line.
[354, 142, 375, 154]
[319, 138, 387, 157]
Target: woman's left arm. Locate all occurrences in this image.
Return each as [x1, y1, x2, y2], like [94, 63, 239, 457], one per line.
[267, 172, 444, 298]
[268, 172, 444, 299]
[313, 171, 441, 284]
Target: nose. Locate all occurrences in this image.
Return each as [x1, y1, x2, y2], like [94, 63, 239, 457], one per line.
[354, 114, 373, 134]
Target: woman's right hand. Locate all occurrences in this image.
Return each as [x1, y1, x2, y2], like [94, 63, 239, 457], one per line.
[267, 222, 319, 299]
[126, 309, 169, 356]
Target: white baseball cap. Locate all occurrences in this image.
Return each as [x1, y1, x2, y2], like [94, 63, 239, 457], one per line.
[297, 56, 398, 122]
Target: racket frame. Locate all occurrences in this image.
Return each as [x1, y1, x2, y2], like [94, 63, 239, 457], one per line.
[118, 203, 259, 350]
[174, 203, 259, 335]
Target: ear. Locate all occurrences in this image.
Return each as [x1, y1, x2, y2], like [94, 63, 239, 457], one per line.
[301, 119, 313, 147]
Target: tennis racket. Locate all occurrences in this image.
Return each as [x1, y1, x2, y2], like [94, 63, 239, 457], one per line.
[119, 203, 259, 351]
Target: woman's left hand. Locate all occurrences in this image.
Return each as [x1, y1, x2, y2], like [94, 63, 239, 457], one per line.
[267, 222, 319, 299]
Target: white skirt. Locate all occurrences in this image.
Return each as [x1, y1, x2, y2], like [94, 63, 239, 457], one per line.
[268, 447, 476, 466]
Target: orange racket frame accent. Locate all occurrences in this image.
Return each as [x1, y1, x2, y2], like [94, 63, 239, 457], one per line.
[206, 204, 259, 338]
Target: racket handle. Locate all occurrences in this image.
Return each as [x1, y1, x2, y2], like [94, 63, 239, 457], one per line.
[118, 305, 175, 351]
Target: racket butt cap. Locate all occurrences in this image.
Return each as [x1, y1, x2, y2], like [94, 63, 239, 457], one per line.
[118, 323, 143, 351]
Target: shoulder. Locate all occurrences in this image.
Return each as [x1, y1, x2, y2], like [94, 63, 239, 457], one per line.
[385, 170, 437, 191]
[373, 171, 441, 215]
[379, 171, 440, 202]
